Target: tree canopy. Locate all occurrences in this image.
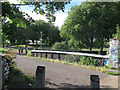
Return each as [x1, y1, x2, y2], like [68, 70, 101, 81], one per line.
[60, 2, 120, 51]
[2, 1, 70, 46]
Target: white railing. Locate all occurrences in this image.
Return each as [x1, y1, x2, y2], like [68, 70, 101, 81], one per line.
[31, 50, 109, 59]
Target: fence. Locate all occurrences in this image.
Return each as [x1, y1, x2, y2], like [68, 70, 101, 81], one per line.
[0, 54, 11, 89]
[31, 50, 109, 66]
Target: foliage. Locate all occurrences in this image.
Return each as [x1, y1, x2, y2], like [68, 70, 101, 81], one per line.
[113, 24, 120, 40]
[65, 55, 96, 66]
[66, 55, 80, 63]
[52, 41, 69, 50]
[60, 2, 120, 51]
[25, 74, 35, 85]
[5, 64, 35, 88]
[23, 2, 70, 22]
[27, 20, 61, 46]
[27, 52, 31, 56]
[5, 49, 16, 61]
[2, 2, 32, 28]
[106, 71, 120, 75]
[29, 55, 119, 75]
[2, 1, 69, 45]
[0, 48, 7, 52]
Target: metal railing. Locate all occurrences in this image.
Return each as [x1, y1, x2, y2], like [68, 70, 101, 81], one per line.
[31, 50, 109, 66]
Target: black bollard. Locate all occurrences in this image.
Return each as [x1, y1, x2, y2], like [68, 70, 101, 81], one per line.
[90, 75, 100, 88]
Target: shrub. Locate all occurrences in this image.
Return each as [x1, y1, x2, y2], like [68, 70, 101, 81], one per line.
[52, 41, 69, 50]
[66, 55, 80, 63]
[27, 52, 31, 56]
[65, 55, 97, 66]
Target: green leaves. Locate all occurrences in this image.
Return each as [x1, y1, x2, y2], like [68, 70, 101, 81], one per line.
[60, 2, 120, 51]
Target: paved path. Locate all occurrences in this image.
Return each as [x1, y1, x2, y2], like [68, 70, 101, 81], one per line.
[14, 55, 118, 88]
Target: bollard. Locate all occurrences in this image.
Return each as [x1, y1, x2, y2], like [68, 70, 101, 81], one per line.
[36, 66, 45, 88]
[45, 52, 47, 58]
[90, 75, 100, 88]
[32, 52, 35, 57]
[51, 53, 53, 59]
[40, 52, 42, 58]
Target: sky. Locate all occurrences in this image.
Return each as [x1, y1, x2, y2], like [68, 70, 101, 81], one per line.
[8, 0, 84, 28]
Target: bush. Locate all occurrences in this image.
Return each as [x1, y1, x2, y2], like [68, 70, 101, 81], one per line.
[27, 52, 31, 56]
[65, 55, 97, 66]
[52, 41, 69, 50]
[66, 55, 80, 63]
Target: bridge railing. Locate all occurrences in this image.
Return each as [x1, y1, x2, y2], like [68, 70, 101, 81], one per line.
[31, 50, 109, 66]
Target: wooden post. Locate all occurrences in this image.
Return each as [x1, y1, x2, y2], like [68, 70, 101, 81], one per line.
[32, 52, 35, 57]
[51, 53, 53, 59]
[45, 52, 47, 58]
[90, 75, 100, 88]
[36, 66, 45, 88]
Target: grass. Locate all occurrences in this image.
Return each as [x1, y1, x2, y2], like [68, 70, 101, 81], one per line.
[27, 55, 120, 76]
[11, 45, 51, 50]
[106, 71, 120, 75]
[4, 46, 118, 76]
[4, 64, 35, 89]
[81, 48, 109, 51]
[10, 44, 109, 51]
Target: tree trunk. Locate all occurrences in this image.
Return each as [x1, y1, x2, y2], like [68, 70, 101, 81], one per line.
[90, 38, 93, 51]
[90, 42, 93, 51]
[32, 40, 34, 45]
[100, 42, 104, 52]
[36, 41, 37, 45]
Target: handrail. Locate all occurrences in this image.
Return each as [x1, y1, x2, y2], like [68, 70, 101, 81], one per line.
[31, 50, 109, 59]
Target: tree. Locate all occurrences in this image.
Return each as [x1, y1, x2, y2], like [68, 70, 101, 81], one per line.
[2, 2, 34, 45]
[60, 2, 120, 51]
[2, 1, 70, 46]
[27, 20, 61, 46]
[113, 24, 120, 40]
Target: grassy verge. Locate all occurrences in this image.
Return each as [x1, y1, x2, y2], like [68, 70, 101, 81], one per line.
[106, 71, 120, 75]
[11, 45, 51, 50]
[27, 55, 120, 76]
[81, 48, 109, 51]
[4, 64, 35, 89]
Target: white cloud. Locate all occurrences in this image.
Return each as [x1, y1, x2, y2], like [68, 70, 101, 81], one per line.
[8, 0, 20, 4]
[23, 10, 48, 22]
[54, 12, 68, 28]
[23, 9, 68, 28]
[6, 0, 68, 28]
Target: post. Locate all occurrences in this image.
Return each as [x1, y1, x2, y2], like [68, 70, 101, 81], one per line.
[40, 31, 42, 49]
[36, 66, 45, 88]
[90, 75, 100, 88]
[45, 52, 47, 58]
[32, 52, 35, 57]
[40, 52, 42, 58]
[51, 53, 53, 59]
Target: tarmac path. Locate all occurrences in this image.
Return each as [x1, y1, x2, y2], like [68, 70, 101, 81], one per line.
[14, 55, 118, 88]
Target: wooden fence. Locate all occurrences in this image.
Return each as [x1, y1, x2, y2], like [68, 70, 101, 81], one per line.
[31, 50, 109, 66]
